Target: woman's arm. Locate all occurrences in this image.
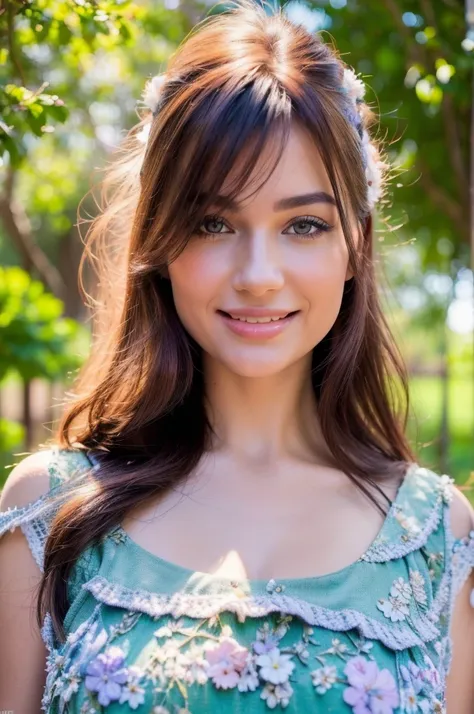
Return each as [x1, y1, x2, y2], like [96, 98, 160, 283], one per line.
[445, 486, 474, 714]
[0, 451, 54, 713]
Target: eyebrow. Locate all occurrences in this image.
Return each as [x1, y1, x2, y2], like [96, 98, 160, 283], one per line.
[196, 191, 337, 212]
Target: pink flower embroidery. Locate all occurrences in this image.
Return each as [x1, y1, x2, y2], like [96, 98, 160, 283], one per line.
[343, 656, 399, 714]
[205, 637, 249, 690]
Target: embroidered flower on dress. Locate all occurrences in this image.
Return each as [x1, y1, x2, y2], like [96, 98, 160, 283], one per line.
[400, 661, 424, 695]
[409, 570, 428, 606]
[266, 578, 286, 594]
[237, 656, 260, 692]
[377, 595, 410, 622]
[327, 637, 349, 656]
[182, 642, 210, 685]
[84, 645, 129, 707]
[260, 681, 294, 709]
[377, 576, 413, 622]
[255, 646, 295, 686]
[311, 665, 338, 694]
[292, 640, 310, 664]
[394, 510, 421, 537]
[342, 655, 399, 714]
[205, 637, 249, 689]
[118, 665, 146, 709]
[399, 656, 445, 713]
[253, 621, 283, 654]
[61, 667, 81, 702]
[390, 577, 412, 603]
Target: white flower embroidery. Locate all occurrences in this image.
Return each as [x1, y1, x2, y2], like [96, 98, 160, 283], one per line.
[118, 666, 146, 709]
[409, 570, 428, 606]
[377, 595, 410, 622]
[260, 681, 294, 709]
[311, 665, 338, 694]
[394, 510, 421, 537]
[238, 657, 260, 692]
[256, 647, 295, 685]
[266, 578, 285, 594]
[390, 577, 412, 604]
[293, 640, 310, 663]
[328, 638, 349, 656]
[61, 670, 81, 702]
[182, 643, 210, 685]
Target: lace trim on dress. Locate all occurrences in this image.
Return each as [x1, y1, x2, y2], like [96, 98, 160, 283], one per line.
[0, 447, 93, 571]
[81, 574, 441, 651]
[0, 447, 94, 653]
[361, 470, 453, 563]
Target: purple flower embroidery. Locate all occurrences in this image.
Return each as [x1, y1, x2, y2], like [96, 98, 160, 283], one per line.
[85, 646, 129, 706]
[205, 637, 249, 690]
[400, 662, 424, 695]
[342, 656, 399, 714]
[253, 634, 281, 655]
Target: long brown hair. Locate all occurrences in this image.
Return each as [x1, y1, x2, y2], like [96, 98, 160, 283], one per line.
[37, 0, 415, 643]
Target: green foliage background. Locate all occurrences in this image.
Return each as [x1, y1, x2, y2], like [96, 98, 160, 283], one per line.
[0, 0, 472, 488]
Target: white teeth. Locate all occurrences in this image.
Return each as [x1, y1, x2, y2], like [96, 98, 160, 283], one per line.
[230, 315, 287, 323]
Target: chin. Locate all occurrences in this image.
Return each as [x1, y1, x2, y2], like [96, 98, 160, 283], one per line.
[217, 352, 295, 378]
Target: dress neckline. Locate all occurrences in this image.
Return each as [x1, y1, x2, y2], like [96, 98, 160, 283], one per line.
[102, 461, 421, 589]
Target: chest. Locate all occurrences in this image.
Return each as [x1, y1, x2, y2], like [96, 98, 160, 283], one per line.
[120, 458, 396, 581]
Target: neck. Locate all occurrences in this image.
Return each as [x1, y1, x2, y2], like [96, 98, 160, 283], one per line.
[202, 352, 335, 468]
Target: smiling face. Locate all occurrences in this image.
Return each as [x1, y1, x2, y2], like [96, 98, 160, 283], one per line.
[167, 122, 356, 378]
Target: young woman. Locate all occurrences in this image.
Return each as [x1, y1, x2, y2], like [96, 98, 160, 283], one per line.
[1, 1, 473, 712]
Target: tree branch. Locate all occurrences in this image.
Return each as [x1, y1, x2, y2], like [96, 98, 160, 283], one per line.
[7, 0, 26, 85]
[417, 159, 468, 242]
[380, 0, 469, 225]
[0, 167, 66, 297]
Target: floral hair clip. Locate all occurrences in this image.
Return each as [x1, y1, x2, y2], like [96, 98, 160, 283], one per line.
[137, 67, 386, 210]
[136, 73, 168, 145]
[340, 66, 388, 209]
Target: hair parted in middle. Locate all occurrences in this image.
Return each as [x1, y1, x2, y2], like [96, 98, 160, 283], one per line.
[37, 0, 415, 643]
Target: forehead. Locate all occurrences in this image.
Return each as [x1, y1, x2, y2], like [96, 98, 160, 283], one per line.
[192, 122, 330, 213]
[214, 123, 334, 211]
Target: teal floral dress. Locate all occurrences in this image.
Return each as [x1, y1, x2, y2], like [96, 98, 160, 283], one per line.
[1, 447, 474, 714]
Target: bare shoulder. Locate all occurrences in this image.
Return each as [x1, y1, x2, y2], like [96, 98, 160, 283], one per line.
[0, 448, 55, 511]
[448, 482, 474, 540]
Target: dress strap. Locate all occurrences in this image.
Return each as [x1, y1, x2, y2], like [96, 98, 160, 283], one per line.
[0, 446, 94, 572]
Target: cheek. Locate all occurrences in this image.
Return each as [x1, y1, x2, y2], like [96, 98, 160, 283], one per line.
[292, 239, 349, 301]
[167, 245, 225, 330]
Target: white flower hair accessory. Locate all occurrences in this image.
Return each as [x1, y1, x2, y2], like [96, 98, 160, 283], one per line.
[138, 68, 387, 210]
[136, 73, 167, 145]
[341, 66, 388, 210]
[342, 67, 366, 102]
[142, 73, 167, 113]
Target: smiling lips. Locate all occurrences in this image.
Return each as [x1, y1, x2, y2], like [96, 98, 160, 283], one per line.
[217, 308, 300, 338]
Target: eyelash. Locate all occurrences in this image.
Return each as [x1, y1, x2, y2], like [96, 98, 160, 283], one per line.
[193, 213, 332, 240]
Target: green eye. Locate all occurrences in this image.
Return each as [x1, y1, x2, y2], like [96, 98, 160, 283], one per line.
[284, 215, 331, 238]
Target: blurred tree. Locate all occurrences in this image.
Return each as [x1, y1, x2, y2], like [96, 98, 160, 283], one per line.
[0, 265, 85, 451]
[0, 0, 195, 315]
[281, 0, 472, 269]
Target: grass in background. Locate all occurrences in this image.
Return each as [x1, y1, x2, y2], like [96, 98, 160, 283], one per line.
[408, 376, 473, 499]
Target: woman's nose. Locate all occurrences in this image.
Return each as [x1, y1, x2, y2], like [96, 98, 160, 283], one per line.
[232, 232, 285, 296]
